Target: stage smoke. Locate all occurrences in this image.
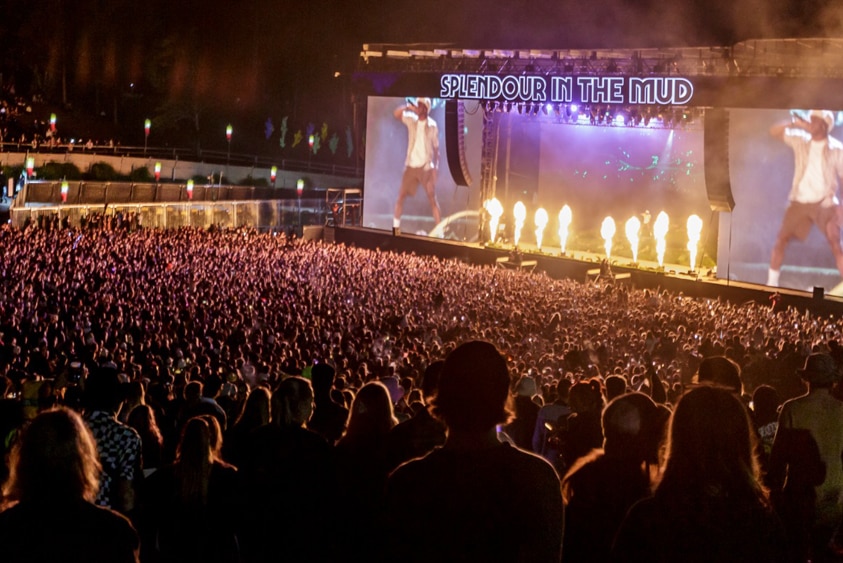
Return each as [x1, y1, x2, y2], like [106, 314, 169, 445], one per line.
[625, 216, 641, 263]
[601, 216, 616, 259]
[654, 211, 669, 267]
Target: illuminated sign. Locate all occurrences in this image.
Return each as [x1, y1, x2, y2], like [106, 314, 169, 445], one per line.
[440, 74, 694, 106]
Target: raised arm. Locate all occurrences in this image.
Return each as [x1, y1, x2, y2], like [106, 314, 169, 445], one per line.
[770, 114, 808, 140]
[394, 103, 417, 121]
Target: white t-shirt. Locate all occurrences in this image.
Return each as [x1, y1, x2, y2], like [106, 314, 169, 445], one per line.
[794, 140, 828, 203]
[407, 119, 430, 168]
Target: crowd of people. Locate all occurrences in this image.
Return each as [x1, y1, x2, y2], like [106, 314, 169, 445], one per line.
[0, 87, 116, 154]
[0, 222, 842, 561]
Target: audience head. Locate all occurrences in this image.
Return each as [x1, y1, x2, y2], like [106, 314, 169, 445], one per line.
[344, 381, 399, 441]
[84, 366, 124, 413]
[272, 376, 314, 427]
[184, 380, 203, 403]
[696, 356, 743, 395]
[569, 381, 602, 414]
[199, 414, 224, 458]
[175, 416, 214, 504]
[604, 375, 628, 402]
[431, 340, 512, 433]
[514, 375, 538, 398]
[555, 377, 572, 403]
[750, 385, 781, 425]
[797, 353, 840, 389]
[421, 361, 445, 400]
[658, 385, 764, 502]
[3, 407, 101, 505]
[602, 392, 663, 464]
[203, 373, 223, 398]
[237, 386, 271, 427]
[127, 404, 163, 444]
[311, 363, 336, 396]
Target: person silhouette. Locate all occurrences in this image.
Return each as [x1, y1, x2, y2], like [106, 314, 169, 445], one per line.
[384, 340, 563, 563]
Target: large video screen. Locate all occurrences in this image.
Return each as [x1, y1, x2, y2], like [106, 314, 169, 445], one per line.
[362, 97, 484, 240]
[724, 109, 843, 295]
[363, 98, 712, 270]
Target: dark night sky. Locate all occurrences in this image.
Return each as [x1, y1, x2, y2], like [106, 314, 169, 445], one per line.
[2, 0, 841, 151]
[347, 0, 839, 49]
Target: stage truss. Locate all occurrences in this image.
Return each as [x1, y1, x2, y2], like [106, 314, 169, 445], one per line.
[359, 38, 843, 80]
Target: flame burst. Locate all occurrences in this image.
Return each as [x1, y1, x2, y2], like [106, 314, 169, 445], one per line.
[625, 217, 641, 263]
[558, 205, 572, 254]
[513, 202, 527, 247]
[686, 214, 703, 271]
[534, 208, 548, 250]
[601, 216, 616, 259]
[653, 211, 669, 267]
[484, 198, 504, 243]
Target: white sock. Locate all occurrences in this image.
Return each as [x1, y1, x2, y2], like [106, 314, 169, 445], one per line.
[767, 269, 780, 287]
[393, 218, 400, 229]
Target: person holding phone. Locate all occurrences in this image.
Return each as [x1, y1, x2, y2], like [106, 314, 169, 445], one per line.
[767, 110, 843, 287]
[392, 97, 441, 234]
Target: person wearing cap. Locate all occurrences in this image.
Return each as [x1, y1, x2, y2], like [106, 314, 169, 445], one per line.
[769, 353, 843, 561]
[384, 341, 563, 563]
[392, 97, 441, 233]
[767, 109, 843, 287]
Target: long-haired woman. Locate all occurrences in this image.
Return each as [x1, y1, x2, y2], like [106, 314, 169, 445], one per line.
[0, 407, 139, 562]
[142, 416, 240, 563]
[127, 404, 164, 476]
[611, 385, 786, 562]
[223, 386, 271, 467]
[336, 381, 400, 561]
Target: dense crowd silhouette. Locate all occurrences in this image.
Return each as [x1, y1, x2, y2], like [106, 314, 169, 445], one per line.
[1, 221, 843, 562]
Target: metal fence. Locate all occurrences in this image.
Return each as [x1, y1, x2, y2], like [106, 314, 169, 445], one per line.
[22, 180, 312, 206]
[11, 199, 331, 232]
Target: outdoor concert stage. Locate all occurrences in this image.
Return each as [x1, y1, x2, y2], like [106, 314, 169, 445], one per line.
[331, 225, 843, 316]
[351, 39, 843, 312]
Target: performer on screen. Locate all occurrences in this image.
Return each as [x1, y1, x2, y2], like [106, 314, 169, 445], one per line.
[393, 97, 441, 233]
[767, 109, 843, 287]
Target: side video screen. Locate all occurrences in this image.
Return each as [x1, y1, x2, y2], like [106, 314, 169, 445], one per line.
[362, 96, 483, 240]
[724, 109, 843, 295]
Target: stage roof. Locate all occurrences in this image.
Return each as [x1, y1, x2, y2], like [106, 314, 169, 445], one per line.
[359, 38, 843, 79]
[354, 38, 843, 109]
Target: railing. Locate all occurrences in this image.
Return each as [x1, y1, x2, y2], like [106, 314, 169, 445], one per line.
[10, 199, 334, 233]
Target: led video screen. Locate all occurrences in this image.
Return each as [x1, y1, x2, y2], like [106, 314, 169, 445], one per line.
[362, 97, 712, 270]
[723, 109, 843, 295]
[362, 97, 484, 240]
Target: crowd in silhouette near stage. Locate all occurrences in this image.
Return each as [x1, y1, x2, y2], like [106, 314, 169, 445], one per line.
[2, 220, 843, 562]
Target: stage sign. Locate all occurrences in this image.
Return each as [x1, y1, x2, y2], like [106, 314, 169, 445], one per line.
[355, 71, 843, 110]
[439, 74, 694, 106]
